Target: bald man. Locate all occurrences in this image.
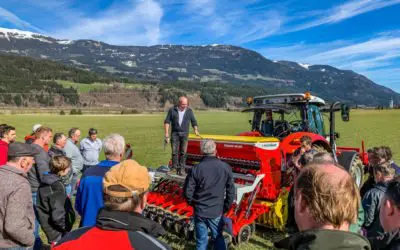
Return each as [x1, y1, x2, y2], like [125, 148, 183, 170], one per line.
[275, 163, 371, 250]
[164, 96, 199, 175]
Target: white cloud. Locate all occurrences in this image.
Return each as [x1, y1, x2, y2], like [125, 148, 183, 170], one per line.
[286, 0, 400, 33]
[51, 0, 163, 45]
[187, 0, 216, 16]
[0, 7, 44, 32]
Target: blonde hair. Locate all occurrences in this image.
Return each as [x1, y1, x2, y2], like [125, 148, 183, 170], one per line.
[295, 164, 360, 228]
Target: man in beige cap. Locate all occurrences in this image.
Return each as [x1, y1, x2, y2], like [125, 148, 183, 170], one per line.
[54, 160, 171, 250]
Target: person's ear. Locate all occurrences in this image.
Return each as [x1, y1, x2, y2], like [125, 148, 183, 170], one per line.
[386, 199, 396, 217]
[141, 193, 148, 209]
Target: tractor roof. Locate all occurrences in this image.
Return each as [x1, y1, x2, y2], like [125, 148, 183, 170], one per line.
[253, 93, 325, 106]
[242, 105, 294, 114]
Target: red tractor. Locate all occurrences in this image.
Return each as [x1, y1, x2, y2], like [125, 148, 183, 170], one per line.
[145, 92, 367, 245]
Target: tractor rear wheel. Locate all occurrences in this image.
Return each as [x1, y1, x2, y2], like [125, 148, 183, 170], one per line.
[337, 152, 364, 188]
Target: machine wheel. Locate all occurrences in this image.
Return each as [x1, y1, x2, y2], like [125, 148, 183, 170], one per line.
[337, 152, 364, 188]
[250, 222, 256, 235]
[174, 222, 183, 234]
[236, 225, 251, 244]
[164, 218, 173, 229]
[149, 212, 156, 221]
[156, 215, 164, 224]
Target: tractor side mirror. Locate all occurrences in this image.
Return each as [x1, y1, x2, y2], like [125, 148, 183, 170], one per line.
[341, 104, 350, 122]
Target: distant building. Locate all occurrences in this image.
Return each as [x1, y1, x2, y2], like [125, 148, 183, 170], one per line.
[389, 98, 394, 109]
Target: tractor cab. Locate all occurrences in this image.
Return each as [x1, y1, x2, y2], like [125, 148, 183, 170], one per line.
[244, 93, 327, 138]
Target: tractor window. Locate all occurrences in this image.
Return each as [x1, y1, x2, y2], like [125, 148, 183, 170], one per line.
[308, 105, 325, 136]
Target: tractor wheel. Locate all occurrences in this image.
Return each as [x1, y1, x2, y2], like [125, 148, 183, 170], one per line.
[236, 225, 251, 245]
[349, 156, 364, 188]
[337, 152, 364, 188]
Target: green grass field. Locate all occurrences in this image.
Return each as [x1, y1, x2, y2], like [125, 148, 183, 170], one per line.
[1, 109, 399, 249]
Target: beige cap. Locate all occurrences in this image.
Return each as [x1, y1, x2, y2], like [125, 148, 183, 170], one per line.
[103, 160, 150, 198]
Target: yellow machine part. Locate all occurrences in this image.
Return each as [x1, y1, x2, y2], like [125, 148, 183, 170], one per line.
[256, 189, 289, 231]
[188, 134, 279, 143]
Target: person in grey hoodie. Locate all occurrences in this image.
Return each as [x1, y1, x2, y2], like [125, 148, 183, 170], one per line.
[0, 142, 40, 249]
[28, 126, 53, 250]
[64, 128, 83, 196]
[80, 128, 102, 172]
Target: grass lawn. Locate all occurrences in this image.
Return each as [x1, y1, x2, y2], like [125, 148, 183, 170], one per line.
[1, 109, 399, 249]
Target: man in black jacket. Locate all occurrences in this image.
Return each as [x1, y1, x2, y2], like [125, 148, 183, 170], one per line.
[164, 96, 199, 175]
[369, 176, 400, 250]
[184, 140, 235, 250]
[36, 156, 75, 244]
[363, 162, 395, 238]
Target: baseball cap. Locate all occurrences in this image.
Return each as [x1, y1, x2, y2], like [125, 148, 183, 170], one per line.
[32, 124, 42, 133]
[8, 142, 41, 157]
[103, 160, 150, 198]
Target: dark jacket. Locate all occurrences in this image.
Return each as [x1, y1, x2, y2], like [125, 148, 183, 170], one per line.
[53, 208, 170, 250]
[0, 165, 35, 248]
[363, 181, 388, 237]
[75, 160, 119, 227]
[274, 229, 371, 250]
[184, 156, 235, 218]
[369, 228, 400, 250]
[36, 173, 75, 243]
[164, 106, 198, 133]
[28, 144, 51, 192]
[48, 145, 66, 158]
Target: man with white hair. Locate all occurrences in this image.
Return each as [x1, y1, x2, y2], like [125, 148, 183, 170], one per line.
[75, 134, 125, 227]
[164, 96, 199, 175]
[184, 140, 235, 250]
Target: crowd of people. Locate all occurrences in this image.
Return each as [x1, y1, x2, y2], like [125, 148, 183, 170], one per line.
[0, 96, 399, 250]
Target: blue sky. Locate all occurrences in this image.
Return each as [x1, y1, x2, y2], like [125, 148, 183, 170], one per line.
[0, 0, 399, 92]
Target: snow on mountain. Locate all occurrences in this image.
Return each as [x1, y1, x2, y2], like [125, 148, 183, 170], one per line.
[0, 27, 69, 44]
[298, 63, 311, 70]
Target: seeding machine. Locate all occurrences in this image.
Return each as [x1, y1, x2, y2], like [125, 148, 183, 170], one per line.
[144, 92, 368, 245]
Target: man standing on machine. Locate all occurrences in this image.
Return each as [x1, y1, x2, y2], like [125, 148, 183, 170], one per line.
[164, 96, 199, 175]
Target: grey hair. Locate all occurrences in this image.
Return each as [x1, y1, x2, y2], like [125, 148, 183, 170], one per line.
[103, 134, 125, 158]
[201, 140, 216, 155]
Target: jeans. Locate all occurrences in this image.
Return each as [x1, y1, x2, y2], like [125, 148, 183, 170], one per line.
[65, 184, 72, 197]
[171, 132, 189, 171]
[31, 193, 42, 250]
[70, 172, 79, 195]
[195, 215, 226, 250]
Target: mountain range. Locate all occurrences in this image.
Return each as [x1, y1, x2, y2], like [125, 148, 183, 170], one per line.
[0, 27, 398, 106]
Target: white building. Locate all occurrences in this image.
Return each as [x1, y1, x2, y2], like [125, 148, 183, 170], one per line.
[389, 98, 394, 109]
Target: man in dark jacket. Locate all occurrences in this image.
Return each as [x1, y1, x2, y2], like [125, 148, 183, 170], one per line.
[28, 126, 53, 249]
[0, 142, 40, 249]
[363, 162, 395, 238]
[184, 140, 235, 250]
[164, 96, 199, 175]
[369, 176, 400, 250]
[37, 156, 75, 244]
[53, 159, 170, 250]
[275, 163, 370, 250]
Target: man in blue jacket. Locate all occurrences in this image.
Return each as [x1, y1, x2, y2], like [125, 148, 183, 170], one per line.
[75, 134, 125, 227]
[184, 140, 235, 250]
